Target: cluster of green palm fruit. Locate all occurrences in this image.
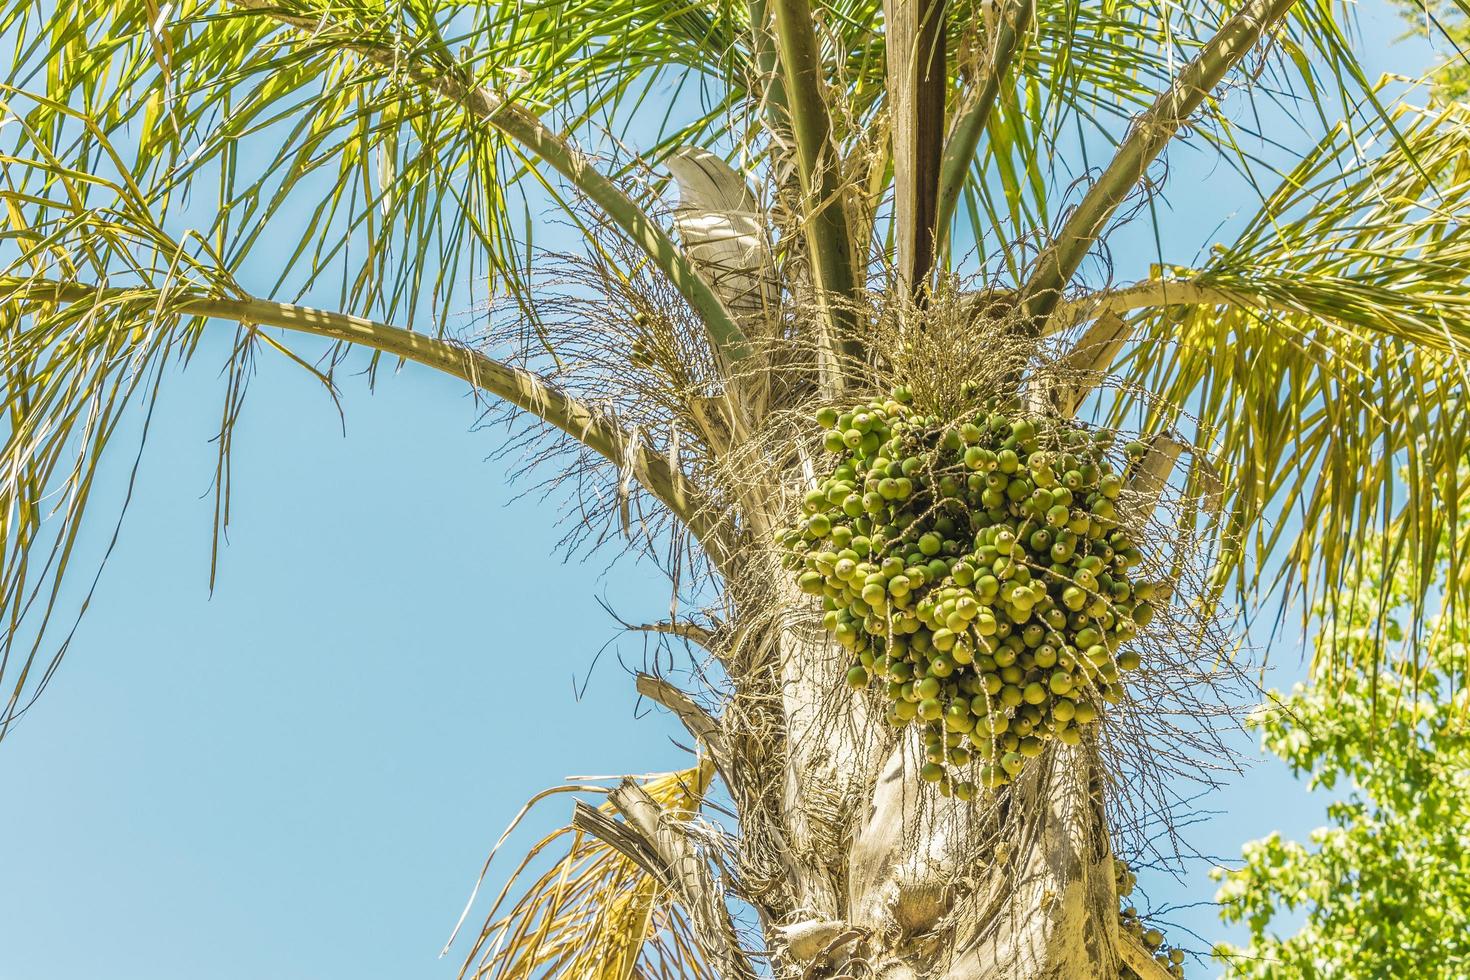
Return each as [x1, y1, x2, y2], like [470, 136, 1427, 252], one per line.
[776, 389, 1161, 797]
[1116, 859, 1186, 977]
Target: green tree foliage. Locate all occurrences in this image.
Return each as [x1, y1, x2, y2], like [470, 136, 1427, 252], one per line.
[1212, 543, 1470, 977]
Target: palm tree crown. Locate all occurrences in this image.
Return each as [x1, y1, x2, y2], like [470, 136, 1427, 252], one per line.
[3, 0, 1469, 976]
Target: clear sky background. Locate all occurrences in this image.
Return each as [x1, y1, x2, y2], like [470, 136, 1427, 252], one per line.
[0, 4, 1446, 978]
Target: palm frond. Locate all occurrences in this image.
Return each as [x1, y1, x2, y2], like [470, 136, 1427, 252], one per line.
[0, 105, 711, 734]
[933, 0, 1415, 284]
[1019, 0, 1301, 323]
[1098, 98, 1470, 650]
[3, 0, 748, 362]
[773, 0, 862, 355]
[452, 762, 719, 980]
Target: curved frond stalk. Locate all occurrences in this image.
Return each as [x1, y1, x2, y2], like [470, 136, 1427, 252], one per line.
[0, 278, 710, 542]
[1020, 0, 1303, 325]
[453, 763, 718, 980]
[1058, 266, 1470, 355]
[1051, 280, 1238, 335]
[771, 0, 863, 378]
[229, 0, 752, 370]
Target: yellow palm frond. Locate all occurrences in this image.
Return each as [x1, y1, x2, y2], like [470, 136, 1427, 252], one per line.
[452, 762, 717, 980]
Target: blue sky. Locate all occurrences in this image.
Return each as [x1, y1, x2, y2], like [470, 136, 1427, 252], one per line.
[0, 4, 1447, 978]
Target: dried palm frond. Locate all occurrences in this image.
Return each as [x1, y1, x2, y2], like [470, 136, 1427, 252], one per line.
[451, 762, 718, 980]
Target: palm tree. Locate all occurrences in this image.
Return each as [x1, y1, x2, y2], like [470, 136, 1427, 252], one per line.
[3, 0, 1470, 976]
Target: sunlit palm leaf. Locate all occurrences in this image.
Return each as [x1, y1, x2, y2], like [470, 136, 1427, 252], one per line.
[452, 762, 718, 980]
[1, 0, 748, 337]
[0, 104, 710, 732]
[1103, 98, 1470, 648]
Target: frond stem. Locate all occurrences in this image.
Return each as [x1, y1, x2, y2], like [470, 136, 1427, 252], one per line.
[2, 278, 724, 555]
[630, 620, 720, 651]
[607, 777, 757, 979]
[770, 0, 863, 380]
[635, 673, 730, 785]
[935, 0, 1035, 258]
[748, 0, 795, 149]
[1019, 0, 1301, 325]
[1049, 277, 1238, 331]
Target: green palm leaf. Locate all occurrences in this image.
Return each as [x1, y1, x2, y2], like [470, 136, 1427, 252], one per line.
[1097, 98, 1470, 643]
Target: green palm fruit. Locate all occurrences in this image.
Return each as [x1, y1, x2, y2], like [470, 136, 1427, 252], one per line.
[789, 400, 1153, 791]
